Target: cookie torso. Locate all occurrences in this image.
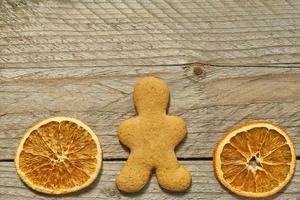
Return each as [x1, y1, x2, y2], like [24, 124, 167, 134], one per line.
[118, 115, 186, 166]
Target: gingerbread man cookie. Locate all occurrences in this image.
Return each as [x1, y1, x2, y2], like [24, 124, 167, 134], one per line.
[116, 77, 191, 192]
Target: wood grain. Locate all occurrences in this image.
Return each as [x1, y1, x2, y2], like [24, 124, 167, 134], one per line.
[1, 64, 300, 160]
[1, 0, 300, 198]
[0, 161, 300, 200]
[1, 0, 300, 68]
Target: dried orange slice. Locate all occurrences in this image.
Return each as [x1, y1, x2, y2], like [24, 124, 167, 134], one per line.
[213, 121, 296, 198]
[15, 117, 102, 194]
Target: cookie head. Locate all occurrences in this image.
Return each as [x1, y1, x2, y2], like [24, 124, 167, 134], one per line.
[133, 77, 170, 115]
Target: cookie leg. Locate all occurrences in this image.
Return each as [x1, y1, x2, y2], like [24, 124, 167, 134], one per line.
[156, 157, 191, 191]
[116, 154, 151, 192]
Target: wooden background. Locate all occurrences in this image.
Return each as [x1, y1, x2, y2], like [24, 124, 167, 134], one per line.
[1, 0, 300, 199]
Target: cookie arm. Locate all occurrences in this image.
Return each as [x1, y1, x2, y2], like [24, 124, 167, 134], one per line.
[117, 118, 138, 148]
[167, 116, 187, 145]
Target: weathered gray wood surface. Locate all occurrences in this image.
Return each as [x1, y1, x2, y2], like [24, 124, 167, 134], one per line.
[1, 161, 300, 200]
[1, 0, 300, 199]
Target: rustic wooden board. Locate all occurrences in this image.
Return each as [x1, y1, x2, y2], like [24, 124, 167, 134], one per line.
[1, 161, 300, 200]
[1, 0, 300, 199]
[1, 0, 300, 68]
[1, 64, 300, 160]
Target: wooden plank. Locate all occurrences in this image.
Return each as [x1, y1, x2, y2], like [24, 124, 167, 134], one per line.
[1, 0, 300, 68]
[1, 64, 300, 160]
[0, 160, 300, 200]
